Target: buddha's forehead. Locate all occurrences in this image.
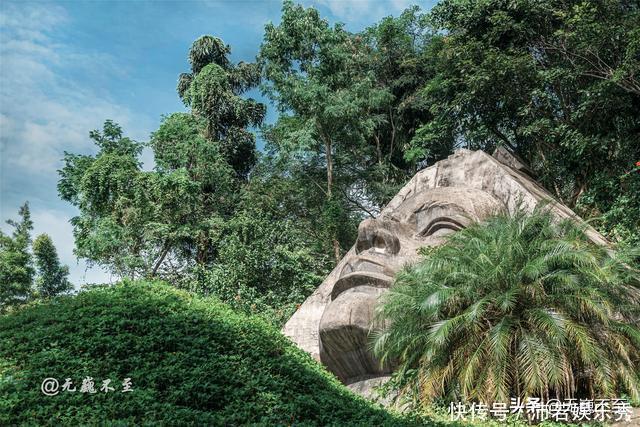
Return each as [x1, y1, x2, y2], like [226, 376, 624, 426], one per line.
[383, 187, 506, 224]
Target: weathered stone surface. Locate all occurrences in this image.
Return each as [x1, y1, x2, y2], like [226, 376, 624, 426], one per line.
[283, 148, 608, 397]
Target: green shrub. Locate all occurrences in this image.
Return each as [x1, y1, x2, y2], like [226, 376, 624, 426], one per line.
[0, 281, 422, 425]
[374, 207, 640, 409]
[180, 211, 329, 328]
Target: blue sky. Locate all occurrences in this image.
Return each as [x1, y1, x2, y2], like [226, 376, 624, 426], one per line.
[0, 0, 435, 285]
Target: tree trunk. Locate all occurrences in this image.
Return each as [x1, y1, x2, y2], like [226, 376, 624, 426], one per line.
[374, 134, 382, 165]
[325, 138, 333, 198]
[569, 178, 587, 209]
[323, 133, 341, 264]
[536, 141, 563, 201]
[389, 108, 396, 160]
[151, 241, 170, 277]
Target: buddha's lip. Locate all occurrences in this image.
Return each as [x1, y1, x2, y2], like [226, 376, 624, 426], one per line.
[331, 271, 393, 300]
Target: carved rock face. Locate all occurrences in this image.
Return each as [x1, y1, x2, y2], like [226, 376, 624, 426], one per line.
[284, 149, 608, 398]
[319, 188, 506, 383]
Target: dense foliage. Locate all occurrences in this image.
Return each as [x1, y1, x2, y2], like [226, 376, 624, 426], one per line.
[421, 0, 640, 246]
[58, 121, 155, 278]
[56, 1, 639, 322]
[182, 206, 330, 326]
[260, 1, 381, 261]
[374, 208, 640, 409]
[0, 203, 34, 311]
[0, 204, 71, 312]
[58, 35, 333, 325]
[178, 35, 265, 178]
[360, 6, 454, 172]
[0, 281, 421, 425]
[58, 38, 267, 278]
[33, 234, 72, 298]
[258, 3, 452, 261]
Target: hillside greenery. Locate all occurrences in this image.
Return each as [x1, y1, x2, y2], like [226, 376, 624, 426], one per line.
[0, 281, 423, 426]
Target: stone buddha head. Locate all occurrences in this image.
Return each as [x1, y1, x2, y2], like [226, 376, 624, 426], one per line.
[284, 149, 608, 397]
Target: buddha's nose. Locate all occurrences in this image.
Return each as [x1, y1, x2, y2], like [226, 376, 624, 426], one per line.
[355, 218, 401, 256]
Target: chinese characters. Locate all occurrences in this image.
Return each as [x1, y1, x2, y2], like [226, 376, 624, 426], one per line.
[41, 377, 133, 396]
[449, 398, 633, 422]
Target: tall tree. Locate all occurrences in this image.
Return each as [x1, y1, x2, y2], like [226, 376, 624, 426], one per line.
[260, 1, 388, 262]
[58, 120, 154, 278]
[59, 115, 237, 280]
[149, 112, 236, 272]
[359, 6, 454, 204]
[419, 0, 640, 245]
[177, 35, 266, 178]
[0, 203, 34, 311]
[60, 34, 261, 280]
[32, 234, 72, 297]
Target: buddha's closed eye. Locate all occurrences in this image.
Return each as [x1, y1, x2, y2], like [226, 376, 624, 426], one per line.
[419, 218, 464, 237]
[414, 202, 472, 238]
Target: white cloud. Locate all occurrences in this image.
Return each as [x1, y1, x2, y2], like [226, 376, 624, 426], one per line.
[0, 2, 152, 176]
[0, 2, 153, 285]
[0, 3, 67, 41]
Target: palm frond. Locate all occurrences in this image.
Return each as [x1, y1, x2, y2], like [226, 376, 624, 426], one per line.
[371, 206, 640, 409]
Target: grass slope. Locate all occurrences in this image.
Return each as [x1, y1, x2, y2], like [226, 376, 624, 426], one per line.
[0, 281, 422, 426]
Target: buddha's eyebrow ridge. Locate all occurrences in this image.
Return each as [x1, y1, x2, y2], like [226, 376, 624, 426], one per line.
[412, 201, 458, 214]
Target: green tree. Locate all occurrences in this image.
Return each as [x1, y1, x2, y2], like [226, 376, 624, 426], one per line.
[189, 209, 329, 327]
[374, 208, 640, 408]
[259, 1, 389, 262]
[58, 120, 154, 278]
[149, 112, 236, 272]
[417, 0, 640, 245]
[359, 7, 454, 203]
[59, 116, 237, 280]
[198, 157, 334, 323]
[541, 1, 640, 97]
[177, 35, 266, 178]
[32, 234, 72, 297]
[0, 203, 34, 311]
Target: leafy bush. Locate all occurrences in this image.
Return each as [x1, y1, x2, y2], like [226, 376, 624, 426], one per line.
[374, 208, 640, 409]
[0, 281, 422, 425]
[180, 209, 330, 327]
